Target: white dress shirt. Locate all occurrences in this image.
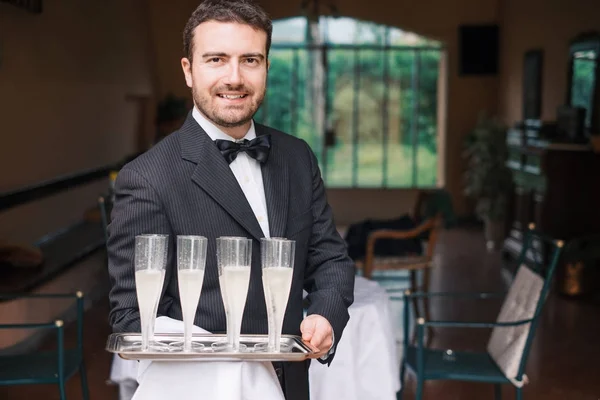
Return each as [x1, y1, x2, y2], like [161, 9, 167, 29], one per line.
[192, 107, 270, 238]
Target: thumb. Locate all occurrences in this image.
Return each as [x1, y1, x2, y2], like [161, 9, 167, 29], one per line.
[300, 317, 316, 341]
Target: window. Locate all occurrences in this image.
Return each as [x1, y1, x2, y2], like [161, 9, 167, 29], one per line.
[255, 17, 443, 188]
[570, 50, 597, 129]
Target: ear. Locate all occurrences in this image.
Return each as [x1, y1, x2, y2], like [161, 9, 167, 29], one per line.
[181, 57, 193, 88]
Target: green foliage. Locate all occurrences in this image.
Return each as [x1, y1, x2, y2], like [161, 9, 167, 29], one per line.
[256, 20, 442, 188]
[463, 114, 513, 221]
[570, 53, 597, 128]
[324, 143, 437, 187]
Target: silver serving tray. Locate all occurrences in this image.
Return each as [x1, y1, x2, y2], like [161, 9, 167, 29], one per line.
[106, 333, 317, 362]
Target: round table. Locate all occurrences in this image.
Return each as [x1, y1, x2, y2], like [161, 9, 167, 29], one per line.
[309, 276, 401, 400]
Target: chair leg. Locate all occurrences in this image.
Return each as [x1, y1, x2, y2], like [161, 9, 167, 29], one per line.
[59, 380, 67, 400]
[415, 375, 424, 400]
[515, 387, 523, 400]
[494, 384, 502, 400]
[422, 268, 433, 345]
[80, 363, 90, 400]
[409, 270, 418, 298]
[409, 270, 419, 343]
[398, 359, 406, 399]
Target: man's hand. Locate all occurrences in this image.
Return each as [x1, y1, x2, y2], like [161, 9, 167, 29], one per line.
[300, 314, 333, 358]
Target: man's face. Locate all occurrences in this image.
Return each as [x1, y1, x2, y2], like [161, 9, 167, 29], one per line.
[181, 21, 268, 133]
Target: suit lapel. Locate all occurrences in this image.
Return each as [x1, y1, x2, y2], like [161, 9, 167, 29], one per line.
[179, 113, 264, 241]
[257, 124, 289, 238]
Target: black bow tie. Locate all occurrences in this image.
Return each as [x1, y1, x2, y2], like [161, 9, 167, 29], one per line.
[214, 134, 271, 164]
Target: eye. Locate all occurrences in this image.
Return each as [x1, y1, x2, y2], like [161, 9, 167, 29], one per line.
[245, 58, 258, 64]
[208, 57, 222, 63]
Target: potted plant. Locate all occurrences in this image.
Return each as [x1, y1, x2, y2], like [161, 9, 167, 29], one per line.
[463, 113, 513, 251]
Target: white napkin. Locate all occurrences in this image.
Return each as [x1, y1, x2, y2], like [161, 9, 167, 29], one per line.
[132, 316, 285, 400]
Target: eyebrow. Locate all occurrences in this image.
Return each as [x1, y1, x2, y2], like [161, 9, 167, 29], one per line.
[201, 52, 265, 60]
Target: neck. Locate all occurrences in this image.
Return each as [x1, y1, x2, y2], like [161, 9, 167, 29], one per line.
[219, 121, 252, 140]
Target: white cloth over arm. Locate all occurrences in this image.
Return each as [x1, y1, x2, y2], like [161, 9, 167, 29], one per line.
[130, 316, 285, 400]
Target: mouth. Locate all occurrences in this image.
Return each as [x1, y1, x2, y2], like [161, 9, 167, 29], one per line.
[217, 93, 248, 100]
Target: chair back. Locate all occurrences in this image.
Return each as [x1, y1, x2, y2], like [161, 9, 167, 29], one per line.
[362, 213, 442, 279]
[486, 224, 563, 384]
[412, 189, 456, 228]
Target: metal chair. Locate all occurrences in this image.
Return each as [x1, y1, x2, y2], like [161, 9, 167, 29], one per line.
[360, 211, 443, 344]
[0, 292, 89, 400]
[354, 190, 448, 346]
[396, 223, 564, 399]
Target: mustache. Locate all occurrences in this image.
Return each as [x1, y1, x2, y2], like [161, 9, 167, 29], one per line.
[214, 85, 253, 94]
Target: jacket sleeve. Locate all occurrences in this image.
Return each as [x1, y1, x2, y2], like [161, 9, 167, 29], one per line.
[301, 141, 356, 365]
[107, 166, 175, 333]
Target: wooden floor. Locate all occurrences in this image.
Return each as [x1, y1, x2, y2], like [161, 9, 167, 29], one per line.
[2, 227, 599, 399]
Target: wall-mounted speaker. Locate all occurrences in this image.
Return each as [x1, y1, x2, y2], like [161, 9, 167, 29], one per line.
[458, 24, 499, 76]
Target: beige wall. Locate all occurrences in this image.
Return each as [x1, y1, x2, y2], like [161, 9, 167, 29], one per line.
[326, 188, 422, 226]
[0, 0, 154, 240]
[498, 0, 600, 126]
[146, 0, 502, 221]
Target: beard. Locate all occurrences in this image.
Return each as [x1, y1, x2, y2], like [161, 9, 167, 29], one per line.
[192, 84, 266, 128]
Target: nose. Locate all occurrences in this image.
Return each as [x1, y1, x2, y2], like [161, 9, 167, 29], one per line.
[223, 62, 243, 87]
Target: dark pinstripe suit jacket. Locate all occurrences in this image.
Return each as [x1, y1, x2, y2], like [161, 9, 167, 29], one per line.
[107, 112, 355, 399]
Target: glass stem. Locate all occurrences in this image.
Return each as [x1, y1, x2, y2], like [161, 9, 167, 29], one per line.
[141, 318, 150, 351]
[184, 320, 192, 352]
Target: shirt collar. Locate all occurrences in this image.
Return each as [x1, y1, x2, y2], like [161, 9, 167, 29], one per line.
[192, 106, 256, 142]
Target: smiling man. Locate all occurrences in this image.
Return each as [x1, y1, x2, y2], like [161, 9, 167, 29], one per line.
[181, 19, 267, 139]
[107, 1, 355, 399]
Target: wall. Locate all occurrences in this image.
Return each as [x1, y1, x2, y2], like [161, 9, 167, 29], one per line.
[145, 0, 502, 222]
[325, 188, 421, 227]
[498, 0, 600, 125]
[0, 252, 108, 350]
[0, 0, 155, 242]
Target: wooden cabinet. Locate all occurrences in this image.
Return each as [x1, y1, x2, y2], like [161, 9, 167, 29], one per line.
[503, 126, 600, 261]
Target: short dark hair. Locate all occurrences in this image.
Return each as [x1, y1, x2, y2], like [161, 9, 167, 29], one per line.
[183, 0, 273, 62]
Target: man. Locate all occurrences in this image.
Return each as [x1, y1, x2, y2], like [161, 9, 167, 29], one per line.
[107, 0, 355, 398]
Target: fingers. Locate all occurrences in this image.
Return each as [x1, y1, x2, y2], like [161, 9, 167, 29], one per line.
[300, 315, 333, 358]
[300, 316, 316, 342]
[309, 326, 329, 349]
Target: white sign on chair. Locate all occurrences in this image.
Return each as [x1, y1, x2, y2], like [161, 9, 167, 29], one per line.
[487, 265, 544, 385]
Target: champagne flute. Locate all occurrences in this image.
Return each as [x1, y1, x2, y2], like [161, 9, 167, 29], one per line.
[134, 234, 168, 352]
[258, 237, 295, 353]
[213, 236, 252, 352]
[176, 235, 207, 352]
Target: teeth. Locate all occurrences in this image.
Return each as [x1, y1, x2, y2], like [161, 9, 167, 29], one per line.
[219, 94, 246, 99]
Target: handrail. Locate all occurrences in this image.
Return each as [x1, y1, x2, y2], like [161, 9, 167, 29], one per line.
[0, 154, 137, 213]
[0, 292, 83, 300]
